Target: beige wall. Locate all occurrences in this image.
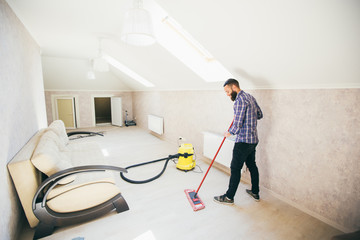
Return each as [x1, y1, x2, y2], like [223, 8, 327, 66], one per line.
[133, 90, 233, 150]
[45, 90, 133, 128]
[133, 88, 360, 232]
[0, 0, 47, 239]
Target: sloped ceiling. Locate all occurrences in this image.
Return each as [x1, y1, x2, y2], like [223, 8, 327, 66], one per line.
[6, 0, 360, 91]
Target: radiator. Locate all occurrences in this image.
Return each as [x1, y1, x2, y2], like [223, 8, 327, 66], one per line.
[148, 115, 164, 135]
[203, 131, 235, 167]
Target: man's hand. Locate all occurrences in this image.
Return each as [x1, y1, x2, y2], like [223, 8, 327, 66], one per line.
[224, 131, 232, 138]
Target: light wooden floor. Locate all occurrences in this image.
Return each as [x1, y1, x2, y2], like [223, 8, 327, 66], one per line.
[20, 126, 343, 240]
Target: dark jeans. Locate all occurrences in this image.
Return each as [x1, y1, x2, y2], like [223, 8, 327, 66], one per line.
[226, 142, 259, 199]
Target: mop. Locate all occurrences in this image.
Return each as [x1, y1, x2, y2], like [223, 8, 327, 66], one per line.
[185, 121, 233, 211]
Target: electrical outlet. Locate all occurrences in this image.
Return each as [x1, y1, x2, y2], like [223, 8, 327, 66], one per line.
[178, 136, 186, 141]
[178, 136, 186, 147]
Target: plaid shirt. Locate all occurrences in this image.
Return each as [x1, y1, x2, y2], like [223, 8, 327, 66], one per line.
[229, 90, 263, 144]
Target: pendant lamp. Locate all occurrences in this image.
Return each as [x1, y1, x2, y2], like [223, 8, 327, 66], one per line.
[93, 38, 110, 72]
[121, 0, 155, 46]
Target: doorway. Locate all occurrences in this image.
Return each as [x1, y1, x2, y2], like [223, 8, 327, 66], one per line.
[54, 97, 77, 129]
[94, 97, 112, 125]
[91, 96, 123, 127]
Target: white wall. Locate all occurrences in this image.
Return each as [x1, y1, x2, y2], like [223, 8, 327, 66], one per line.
[42, 56, 132, 91]
[0, 1, 47, 239]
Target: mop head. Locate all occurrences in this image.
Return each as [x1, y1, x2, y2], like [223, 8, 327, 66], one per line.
[184, 189, 205, 211]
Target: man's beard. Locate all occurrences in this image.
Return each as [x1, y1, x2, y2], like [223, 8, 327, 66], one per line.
[231, 90, 237, 101]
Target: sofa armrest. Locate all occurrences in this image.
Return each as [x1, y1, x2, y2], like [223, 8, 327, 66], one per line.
[32, 165, 127, 210]
[67, 131, 104, 137]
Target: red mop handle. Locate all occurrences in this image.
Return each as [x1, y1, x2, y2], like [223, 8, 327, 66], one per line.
[195, 120, 234, 194]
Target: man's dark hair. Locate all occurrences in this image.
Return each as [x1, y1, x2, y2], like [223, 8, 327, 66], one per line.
[223, 78, 239, 88]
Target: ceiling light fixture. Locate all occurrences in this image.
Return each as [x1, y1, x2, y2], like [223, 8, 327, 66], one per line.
[121, 0, 156, 46]
[93, 38, 109, 72]
[86, 59, 96, 80]
[87, 70, 96, 80]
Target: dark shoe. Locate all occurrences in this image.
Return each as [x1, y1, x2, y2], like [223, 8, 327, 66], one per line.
[246, 189, 260, 202]
[214, 194, 234, 205]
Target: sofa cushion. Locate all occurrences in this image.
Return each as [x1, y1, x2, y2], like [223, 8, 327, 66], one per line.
[31, 131, 75, 184]
[67, 142, 105, 166]
[47, 177, 116, 200]
[46, 182, 121, 213]
[48, 120, 69, 145]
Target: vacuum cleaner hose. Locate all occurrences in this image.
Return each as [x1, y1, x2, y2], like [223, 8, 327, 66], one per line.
[120, 154, 187, 184]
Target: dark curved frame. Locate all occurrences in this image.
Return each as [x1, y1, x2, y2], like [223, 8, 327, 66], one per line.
[67, 131, 104, 137]
[32, 165, 129, 239]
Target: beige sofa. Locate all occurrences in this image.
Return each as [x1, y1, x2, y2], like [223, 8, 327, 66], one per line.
[7, 120, 129, 239]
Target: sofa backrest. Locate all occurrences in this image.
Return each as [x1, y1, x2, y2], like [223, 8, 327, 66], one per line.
[31, 130, 75, 185]
[47, 120, 69, 145]
[7, 129, 46, 228]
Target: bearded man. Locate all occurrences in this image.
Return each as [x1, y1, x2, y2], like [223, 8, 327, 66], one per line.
[214, 78, 263, 204]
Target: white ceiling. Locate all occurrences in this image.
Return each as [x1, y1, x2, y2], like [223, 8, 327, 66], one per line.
[6, 0, 360, 91]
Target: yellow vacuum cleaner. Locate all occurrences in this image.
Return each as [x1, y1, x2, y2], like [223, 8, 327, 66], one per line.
[120, 143, 196, 184]
[176, 143, 195, 171]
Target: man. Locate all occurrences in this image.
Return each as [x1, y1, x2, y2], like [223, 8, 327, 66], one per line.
[214, 78, 263, 204]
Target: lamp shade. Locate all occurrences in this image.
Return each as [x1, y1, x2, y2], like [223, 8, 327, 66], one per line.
[121, 5, 155, 46]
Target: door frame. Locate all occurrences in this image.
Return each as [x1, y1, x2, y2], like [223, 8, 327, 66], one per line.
[51, 95, 80, 129]
[91, 94, 115, 127]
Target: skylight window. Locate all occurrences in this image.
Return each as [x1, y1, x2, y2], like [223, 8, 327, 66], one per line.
[103, 54, 155, 87]
[147, 0, 233, 82]
[161, 16, 214, 62]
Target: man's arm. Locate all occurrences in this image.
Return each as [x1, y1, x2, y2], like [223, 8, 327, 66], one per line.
[255, 100, 263, 120]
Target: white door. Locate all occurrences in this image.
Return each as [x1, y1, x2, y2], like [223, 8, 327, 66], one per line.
[111, 97, 122, 127]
